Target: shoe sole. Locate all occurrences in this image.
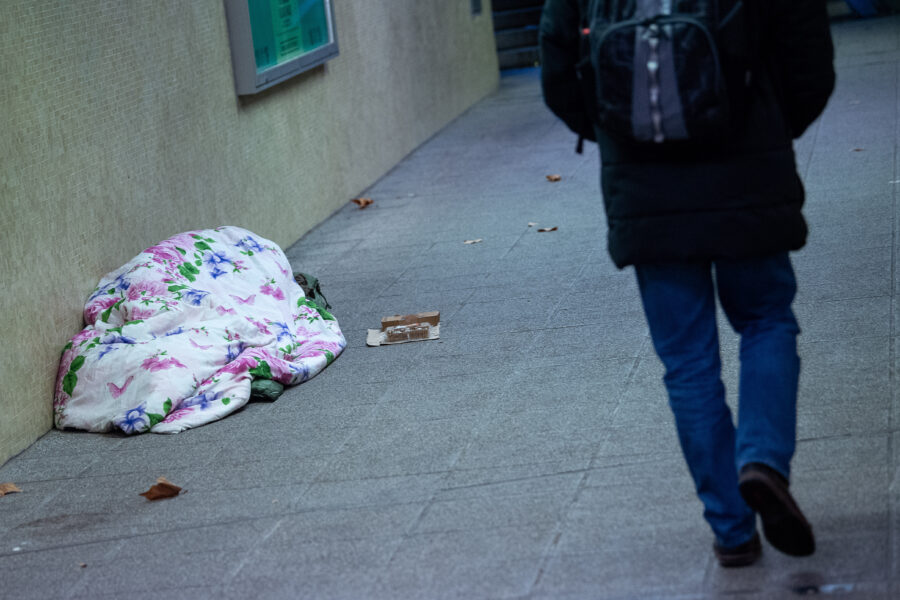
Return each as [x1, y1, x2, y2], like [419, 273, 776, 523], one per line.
[739, 472, 815, 557]
[716, 552, 759, 568]
[715, 545, 761, 568]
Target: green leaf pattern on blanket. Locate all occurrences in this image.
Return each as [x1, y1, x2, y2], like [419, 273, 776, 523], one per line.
[145, 399, 175, 429]
[82, 337, 101, 352]
[297, 298, 335, 322]
[62, 355, 86, 396]
[178, 262, 200, 282]
[249, 359, 273, 380]
[147, 411, 166, 428]
[101, 299, 125, 323]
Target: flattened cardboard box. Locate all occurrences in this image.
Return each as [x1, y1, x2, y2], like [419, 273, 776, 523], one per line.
[367, 311, 440, 347]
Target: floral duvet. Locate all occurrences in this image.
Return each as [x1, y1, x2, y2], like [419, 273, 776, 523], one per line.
[53, 226, 345, 434]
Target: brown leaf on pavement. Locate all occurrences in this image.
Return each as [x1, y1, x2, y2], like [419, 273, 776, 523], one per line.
[0, 482, 22, 497]
[140, 477, 182, 501]
[546, 174, 562, 182]
[351, 197, 374, 209]
[537, 227, 558, 233]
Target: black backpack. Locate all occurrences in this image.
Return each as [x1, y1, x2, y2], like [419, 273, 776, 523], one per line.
[576, 0, 755, 146]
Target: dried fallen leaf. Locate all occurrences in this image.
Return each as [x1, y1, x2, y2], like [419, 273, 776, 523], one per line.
[140, 477, 182, 501]
[546, 174, 562, 182]
[463, 239, 483, 245]
[0, 482, 22, 497]
[537, 227, 558, 233]
[351, 197, 374, 209]
[528, 222, 538, 227]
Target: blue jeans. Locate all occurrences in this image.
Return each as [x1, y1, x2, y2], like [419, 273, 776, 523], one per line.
[635, 253, 800, 548]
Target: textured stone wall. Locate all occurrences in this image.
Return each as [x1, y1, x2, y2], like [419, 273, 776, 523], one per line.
[0, 1, 498, 464]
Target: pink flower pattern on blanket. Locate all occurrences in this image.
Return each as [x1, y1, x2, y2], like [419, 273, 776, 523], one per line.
[146, 244, 186, 266]
[127, 306, 156, 321]
[141, 354, 188, 372]
[53, 226, 346, 435]
[260, 280, 285, 301]
[85, 297, 120, 325]
[127, 280, 169, 301]
[107, 375, 135, 398]
[297, 340, 345, 361]
[219, 353, 261, 375]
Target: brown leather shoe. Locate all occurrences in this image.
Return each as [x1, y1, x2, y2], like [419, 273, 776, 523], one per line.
[738, 463, 815, 557]
[714, 532, 762, 567]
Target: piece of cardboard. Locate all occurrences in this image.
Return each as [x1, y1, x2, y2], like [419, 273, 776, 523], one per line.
[367, 311, 440, 346]
[381, 311, 440, 330]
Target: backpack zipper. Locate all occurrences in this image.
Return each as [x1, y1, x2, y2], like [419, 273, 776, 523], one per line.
[591, 14, 723, 143]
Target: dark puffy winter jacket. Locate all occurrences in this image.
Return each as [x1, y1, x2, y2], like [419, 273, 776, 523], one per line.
[539, 0, 835, 268]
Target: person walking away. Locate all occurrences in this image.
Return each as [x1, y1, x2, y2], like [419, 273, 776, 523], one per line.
[539, 0, 835, 567]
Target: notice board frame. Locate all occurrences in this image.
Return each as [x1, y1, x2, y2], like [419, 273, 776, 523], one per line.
[224, 0, 339, 95]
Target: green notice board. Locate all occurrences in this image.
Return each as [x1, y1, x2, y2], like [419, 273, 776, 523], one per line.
[224, 0, 338, 94]
[249, 0, 330, 73]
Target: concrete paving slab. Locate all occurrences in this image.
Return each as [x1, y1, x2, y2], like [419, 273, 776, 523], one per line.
[530, 320, 650, 361]
[412, 492, 567, 535]
[268, 504, 425, 544]
[793, 296, 892, 341]
[435, 461, 586, 502]
[234, 536, 403, 599]
[565, 478, 701, 536]
[320, 417, 479, 480]
[533, 542, 709, 599]
[454, 422, 597, 472]
[370, 527, 552, 599]
[805, 146, 896, 194]
[373, 552, 540, 600]
[496, 356, 635, 414]
[367, 373, 508, 423]
[0, 540, 118, 599]
[298, 472, 446, 510]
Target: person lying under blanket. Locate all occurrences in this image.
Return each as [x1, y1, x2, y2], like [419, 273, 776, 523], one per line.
[53, 226, 345, 435]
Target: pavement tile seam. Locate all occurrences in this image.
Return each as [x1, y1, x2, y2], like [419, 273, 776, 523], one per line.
[368, 376, 571, 555]
[363, 480, 465, 596]
[422, 387, 612, 595]
[211, 518, 284, 587]
[435, 469, 591, 501]
[512, 422, 638, 598]
[2, 514, 286, 564]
